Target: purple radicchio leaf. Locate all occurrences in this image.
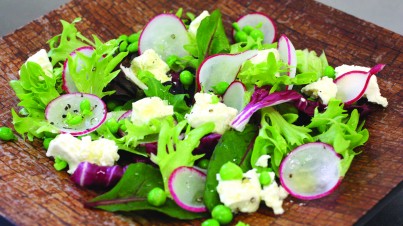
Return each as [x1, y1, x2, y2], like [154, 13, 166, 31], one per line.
[230, 87, 302, 131]
[71, 162, 126, 188]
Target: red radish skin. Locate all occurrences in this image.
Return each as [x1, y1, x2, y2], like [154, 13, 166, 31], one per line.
[234, 12, 277, 44]
[196, 50, 258, 92]
[222, 81, 247, 112]
[168, 166, 207, 213]
[279, 142, 342, 200]
[45, 93, 107, 136]
[278, 35, 297, 90]
[138, 14, 189, 61]
[334, 64, 385, 105]
[62, 46, 95, 93]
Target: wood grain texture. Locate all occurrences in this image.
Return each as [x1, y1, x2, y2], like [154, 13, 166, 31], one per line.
[0, 0, 402, 225]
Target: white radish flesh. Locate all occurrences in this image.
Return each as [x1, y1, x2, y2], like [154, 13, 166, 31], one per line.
[278, 35, 297, 90]
[334, 64, 385, 105]
[139, 14, 190, 61]
[279, 142, 342, 200]
[196, 50, 258, 92]
[168, 166, 207, 213]
[235, 13, 277, 44]
[45, 93, 107, 136]
[222, 81, 247, 112]
[62, 46, 95, 93]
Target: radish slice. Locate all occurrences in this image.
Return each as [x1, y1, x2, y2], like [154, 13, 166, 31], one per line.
[118, 110, 132, 121]
[279, 142, 342, 200]
[168, 166, 207, 213]
[196, 50, 258, 92]
[278, 35, 297, 90]
[45, 93, 107, 136]
[222, 81, 247, 112]
[62, 46, 95, 93]
[139, 14, 190, 61]
[334, 64, 385, 105]
[234, 13, 277, 44]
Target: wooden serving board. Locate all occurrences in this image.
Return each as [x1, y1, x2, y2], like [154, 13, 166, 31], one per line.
[0, 0, 402, 225]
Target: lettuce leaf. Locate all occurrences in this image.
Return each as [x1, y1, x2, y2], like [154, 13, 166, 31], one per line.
[151, 120, 215, 195]
[251, 107, 313, 173]
[296, 49, 328, 77]
[9, 61, 60, 140]
[238, 51, 318, 90]
[307, 99, 369, 176]
[68, 36, 128, 98]
[47, 18, 94, 66]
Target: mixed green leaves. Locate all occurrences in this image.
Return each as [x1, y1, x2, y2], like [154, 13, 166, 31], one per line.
[87, 163, 207, 219]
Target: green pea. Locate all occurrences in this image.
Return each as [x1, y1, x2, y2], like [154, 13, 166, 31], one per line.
[250, 29, 264, 41]
[106, 118, 120, 134]
[219, 162, 243, 181]
[179, 70, 194, 86]
[80, 99, 92, 113]
[54, 156, 68, 171]
[212, 204, 233, 224]
[117, 34, 128, 43]
[201, 219, 220, 226]
[65, 113, 83, 126]
[127, 42, 139, 53]
[147, 187, 167, 207]
[0, 126, 16, 141]
[242, 25, 254, 35]
[212, 81, 229, 95]
[128, 32, 141, 43]
[234, 31, 248, 43]
[323, 65, 336, 78]
[259, 171, 272, 186]
[198, 159, 210, 169]
[119, 41, 128, 52]
[43, 137, 54, 149]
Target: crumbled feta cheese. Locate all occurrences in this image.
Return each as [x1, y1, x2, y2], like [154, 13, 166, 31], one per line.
[260, 172, 288, 215]
[185, 93, 238, 134]
[130, 49, 171, 83]
[46, 134, 119, 174]
[335, 64, 388, 107]
[301, 76, 337, 105]
[217, 169, 261, 213]
[131, 97, 174, 125]
[255, 155, 271, 168]
[24, 49, 53, 77]
[188, 11, 210, 38]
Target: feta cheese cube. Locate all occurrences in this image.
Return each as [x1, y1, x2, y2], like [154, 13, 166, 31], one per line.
[131, 97, 174, 125]
[46, 134, 119, 174]
[185, 93, 238, 134]
[131, 49, 171, 83]
[301, 76, 337, 105]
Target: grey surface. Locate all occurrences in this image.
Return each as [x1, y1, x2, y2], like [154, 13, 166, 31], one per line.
[0, 0, 403, 36]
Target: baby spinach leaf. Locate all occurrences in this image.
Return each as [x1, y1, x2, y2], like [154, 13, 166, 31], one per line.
[87, 163, 207, 220]
[203, 124, 258, 211]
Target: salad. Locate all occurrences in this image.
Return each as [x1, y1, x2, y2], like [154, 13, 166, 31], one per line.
[4, 8, 389, 225]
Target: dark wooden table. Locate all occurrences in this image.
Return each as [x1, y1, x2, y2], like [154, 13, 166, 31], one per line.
[0, 0, 402, 225]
